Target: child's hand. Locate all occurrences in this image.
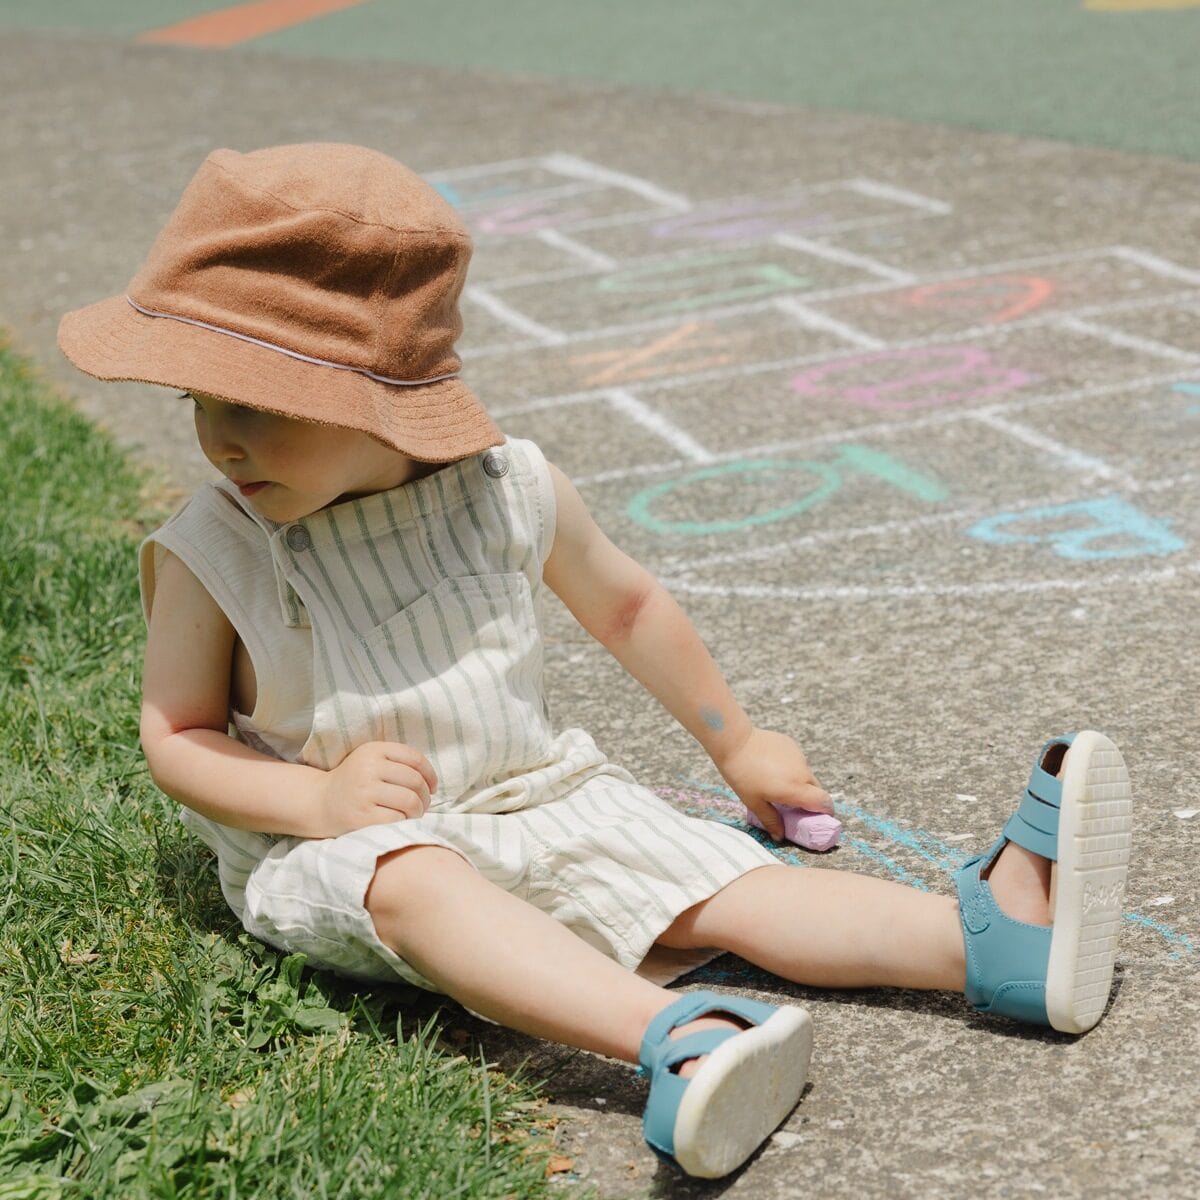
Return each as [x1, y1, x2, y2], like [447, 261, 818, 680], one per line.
[314, 741, 438, 837]
[717, 727, 832, 840]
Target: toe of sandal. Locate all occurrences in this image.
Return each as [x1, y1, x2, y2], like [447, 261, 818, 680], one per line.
[640, 990, 813, 1178]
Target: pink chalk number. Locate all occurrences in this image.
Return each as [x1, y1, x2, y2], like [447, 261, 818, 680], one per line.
[791, 345, 1035, 411]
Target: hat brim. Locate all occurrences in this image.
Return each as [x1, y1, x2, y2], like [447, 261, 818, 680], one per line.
[58, 296, 504, 463]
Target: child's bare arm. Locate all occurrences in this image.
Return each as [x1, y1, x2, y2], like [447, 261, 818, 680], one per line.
[141, 550, 436, 838]
[542, 465, 830, 835]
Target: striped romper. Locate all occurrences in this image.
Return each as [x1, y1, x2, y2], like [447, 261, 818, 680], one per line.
[139, 437, 778, 990]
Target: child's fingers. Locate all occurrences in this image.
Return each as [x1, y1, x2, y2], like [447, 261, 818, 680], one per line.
[374, 763, 433, 814]
[778, 784, 834, 815]
[745, 799, 784, 840]
[379, 741, 438, 793]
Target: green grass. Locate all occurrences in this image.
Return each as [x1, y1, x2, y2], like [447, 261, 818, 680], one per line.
[0, 344, 570, 1199]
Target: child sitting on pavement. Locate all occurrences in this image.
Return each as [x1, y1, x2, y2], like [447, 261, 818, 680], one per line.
[58, 143, 1134, 1179]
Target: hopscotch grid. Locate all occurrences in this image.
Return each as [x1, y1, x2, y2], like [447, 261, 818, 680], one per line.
[429, 155, 1199, 613]
[468, 279, 1200, 360]
[479, 300, 1200, 420]
[546, 369, 1200, 487]
[472, 211, 941, 292]
[473, 220, 1120, 296]
[464, 260, 1200, 363]
[471, 203, 947, 245]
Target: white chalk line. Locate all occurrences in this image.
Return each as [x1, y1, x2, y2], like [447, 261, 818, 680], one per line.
[772, 296, 887, 350]
[535, 229, 618, 271]
[965, 411, 1137, 489]
[1055, 316, 1200, 364]
[539, 153, 692, 211]
[772, 234, 917, 284]
[846, 178, 953, 215]
[426, 153, 690, 212]
[1109, 246, 1200, 287]
[462, 286, 568, 346]
[425, 155, 549, 181]
[451, 180, 599, 212]
[658, 561, 1200, 605]
[603, 390, 715, 463]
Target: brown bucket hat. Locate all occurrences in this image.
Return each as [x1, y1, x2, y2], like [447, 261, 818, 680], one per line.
[58, 143, 503, 462]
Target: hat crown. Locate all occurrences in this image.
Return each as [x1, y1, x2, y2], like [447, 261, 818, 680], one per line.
[128, 143, 470, 382]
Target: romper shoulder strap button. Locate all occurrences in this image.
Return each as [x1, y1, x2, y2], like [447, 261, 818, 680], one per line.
[482, 450, 510, 478]
[285, 524, 313, 551]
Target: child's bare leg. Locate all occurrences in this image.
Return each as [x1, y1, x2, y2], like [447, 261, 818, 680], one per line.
[661, 751, 1067, 992]
[660, 864, 968, 991]
[365, 845, 740, 1064]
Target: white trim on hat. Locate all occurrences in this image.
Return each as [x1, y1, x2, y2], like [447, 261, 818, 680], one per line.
[124, 296, 461, 388]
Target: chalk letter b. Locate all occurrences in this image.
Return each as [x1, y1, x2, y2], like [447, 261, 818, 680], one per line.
[967, 497, 1184, 560]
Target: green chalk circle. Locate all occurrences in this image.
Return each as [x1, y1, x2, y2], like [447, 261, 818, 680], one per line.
[627, 458, 842, 536]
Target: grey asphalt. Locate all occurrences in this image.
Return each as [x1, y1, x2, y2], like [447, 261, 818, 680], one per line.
[2, 27, 1198, 1200]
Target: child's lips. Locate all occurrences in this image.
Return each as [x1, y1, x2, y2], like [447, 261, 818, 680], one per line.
[232, 480, 269, 497]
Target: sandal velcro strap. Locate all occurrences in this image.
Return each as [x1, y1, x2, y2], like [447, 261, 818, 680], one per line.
[953, 837, 1052, 1026]
[639, 991, 813, 1178]
[639, 990, 778, 1071]
[1000, 734, 1075, 861]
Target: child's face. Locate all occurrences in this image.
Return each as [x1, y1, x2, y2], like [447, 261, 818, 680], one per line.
[189, 392, 430, 522]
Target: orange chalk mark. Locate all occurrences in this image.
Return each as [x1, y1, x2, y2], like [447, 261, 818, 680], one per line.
[1085, 1, 1200, 10]
[137, 0, 368, 48]
[900, 275, 1056, 326]
[569, 321, 750, 387]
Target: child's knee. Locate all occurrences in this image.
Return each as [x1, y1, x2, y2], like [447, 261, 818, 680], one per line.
[363, 843, 470, 927]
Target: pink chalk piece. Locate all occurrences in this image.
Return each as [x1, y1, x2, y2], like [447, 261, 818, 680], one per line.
[747, 804, 842, 852]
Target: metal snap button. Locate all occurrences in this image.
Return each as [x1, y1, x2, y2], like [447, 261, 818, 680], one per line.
[482, 450, 510, 478]
[285, 524, 313, 552]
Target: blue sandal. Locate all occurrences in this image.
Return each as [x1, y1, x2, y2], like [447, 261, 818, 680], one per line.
[953, 731, 1133, 1033]
[639, 990, 812, 1178]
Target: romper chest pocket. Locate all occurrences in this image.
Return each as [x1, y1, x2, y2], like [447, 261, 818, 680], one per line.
[356, 572, 553, 802]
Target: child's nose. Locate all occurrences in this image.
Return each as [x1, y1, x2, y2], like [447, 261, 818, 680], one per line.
[204, 417, 247, 462]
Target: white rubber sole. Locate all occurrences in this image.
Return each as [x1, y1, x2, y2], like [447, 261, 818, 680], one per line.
[671, 1005, 813, 1179]
[1044, 730, 1133, 1034]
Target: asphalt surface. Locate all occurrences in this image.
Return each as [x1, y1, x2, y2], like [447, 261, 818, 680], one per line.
[4, 1, 1200, 158]
[2, 23, 1198, 1200]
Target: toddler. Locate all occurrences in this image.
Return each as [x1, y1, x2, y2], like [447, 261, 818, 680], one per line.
[58, 144, 1133, 1179]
